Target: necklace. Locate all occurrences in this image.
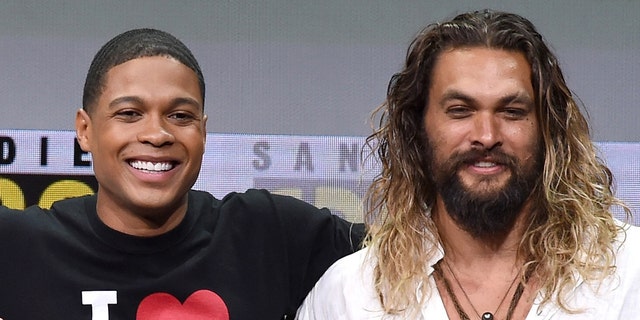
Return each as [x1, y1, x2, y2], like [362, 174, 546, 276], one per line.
[444, 259, 520, 320]
[434, 260, 526, 320]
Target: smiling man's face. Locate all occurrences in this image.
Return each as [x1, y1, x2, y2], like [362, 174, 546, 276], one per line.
[76, 55, 207, 230]
[423, 47, 542, 237]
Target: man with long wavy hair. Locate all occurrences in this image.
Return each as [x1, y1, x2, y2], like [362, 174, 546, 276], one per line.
[298, 10, 640, 319]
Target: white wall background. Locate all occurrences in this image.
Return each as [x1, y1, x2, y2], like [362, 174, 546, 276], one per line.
[1, 0, 638, 141]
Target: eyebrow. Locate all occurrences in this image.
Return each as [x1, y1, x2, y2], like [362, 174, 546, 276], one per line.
[108, 96, 203, 110]
[108, 96, 143, 109]
[438, 89, 534, 108]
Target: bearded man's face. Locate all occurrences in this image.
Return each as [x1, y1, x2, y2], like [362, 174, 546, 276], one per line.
[422, 47, 543, 237]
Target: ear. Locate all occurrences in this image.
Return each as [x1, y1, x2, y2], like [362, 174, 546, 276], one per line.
[75, 108, 93, 152]
[202, 114, 208, 143]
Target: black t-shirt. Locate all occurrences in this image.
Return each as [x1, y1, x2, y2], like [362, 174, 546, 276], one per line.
[0, 189, 363, 319]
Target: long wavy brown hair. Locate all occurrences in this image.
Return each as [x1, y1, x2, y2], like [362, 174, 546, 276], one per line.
[364, 9, 630, 315]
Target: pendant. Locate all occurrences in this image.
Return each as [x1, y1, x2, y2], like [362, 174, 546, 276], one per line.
[482, 312, 494, 320]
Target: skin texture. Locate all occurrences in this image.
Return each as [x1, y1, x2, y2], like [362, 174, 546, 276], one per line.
[424, 47, 538, 208]
[424, 47, 540, 318]
[75, 56, 208, 237]
[424, 46, 542, 239]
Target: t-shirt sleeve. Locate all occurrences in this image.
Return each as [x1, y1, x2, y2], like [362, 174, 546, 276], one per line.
[265, 191, 365, 314]
[0, 205, 47, 303]
[0, 205, 27, 235]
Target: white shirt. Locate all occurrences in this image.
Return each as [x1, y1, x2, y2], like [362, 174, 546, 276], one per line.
[297, 223, 640, 319]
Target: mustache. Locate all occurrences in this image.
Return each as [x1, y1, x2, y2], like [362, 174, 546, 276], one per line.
[449, 147, 517, 169]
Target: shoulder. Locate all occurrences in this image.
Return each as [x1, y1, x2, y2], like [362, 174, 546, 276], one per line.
[204, 188, 319, 230]
[324, 247, 373, 278]
[0, 205, 24, 215]
[558, 221, 640, 318]
[616, 222, 640, 265]
[297, 248, 386, 319]
[215, 188, 301, 207]
[615, 224, 640, 317]
[0, 202, 49, 223]
[609, 221, 640, 306]
[49, 194, 95, 214]
[0, 202, 51, 241]
[0, 205, 28, 230]
[620, 220, 640, 239]
[188, 189, 217, 210]
[0, 195, 98, 237]
[215, 188, 329, 220]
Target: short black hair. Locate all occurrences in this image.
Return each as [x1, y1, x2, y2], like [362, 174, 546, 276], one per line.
[82, 28, 205, 113]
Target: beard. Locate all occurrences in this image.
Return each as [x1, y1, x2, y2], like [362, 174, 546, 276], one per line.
[425, 139, 543, 239]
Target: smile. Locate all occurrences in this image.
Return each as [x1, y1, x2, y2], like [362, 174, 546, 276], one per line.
[474, 161, 498, 168]
[129, 160, 174, 172]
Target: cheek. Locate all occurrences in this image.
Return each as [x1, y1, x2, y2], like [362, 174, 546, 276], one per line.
[185, 132, 206, 155]
[424, 133, 452, 168]
[513, 128, 541, 162]
[523, 122, 540, 148]
[429, 127, 465, 157]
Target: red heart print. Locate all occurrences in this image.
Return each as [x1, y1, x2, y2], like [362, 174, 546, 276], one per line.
[136, 289, 229, 320]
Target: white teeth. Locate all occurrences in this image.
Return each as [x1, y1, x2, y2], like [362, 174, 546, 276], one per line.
[475, 161, 496, 168]
[130, 160, 174, 172]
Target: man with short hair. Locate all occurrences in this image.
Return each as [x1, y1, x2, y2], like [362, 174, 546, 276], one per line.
[0, 28, 363, 319]
[297, 10, 640, 319]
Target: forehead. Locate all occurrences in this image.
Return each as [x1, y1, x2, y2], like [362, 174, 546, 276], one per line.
[104, 55, 196, 83]
[429, 47, 533, 99]
[99, 56, 202, 105]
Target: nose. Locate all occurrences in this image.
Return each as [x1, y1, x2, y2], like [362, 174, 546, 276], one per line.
[471, 113, 502, 150]
[137, 115, 175, 147]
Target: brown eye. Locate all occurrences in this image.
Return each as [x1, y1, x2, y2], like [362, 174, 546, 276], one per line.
[169, 111, 197, 124]
[115, 110, 142, 121]
[446, 106, 472, 119]
[503, 108, 527, 120]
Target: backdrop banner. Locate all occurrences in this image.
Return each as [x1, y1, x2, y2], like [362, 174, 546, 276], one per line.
[1, 129, 638, 225]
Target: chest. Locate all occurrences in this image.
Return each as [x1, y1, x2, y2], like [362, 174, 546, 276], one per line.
[0, 230, 292, 319]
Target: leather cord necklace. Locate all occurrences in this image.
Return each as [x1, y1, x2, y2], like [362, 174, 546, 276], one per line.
[433, 260, 527, 320]
[445, 259, 521, 320]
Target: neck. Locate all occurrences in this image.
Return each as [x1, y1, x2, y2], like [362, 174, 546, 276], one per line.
[431, 199, 538, 319]
[432, 198, 533, 266]
[96, 193, 188, 237]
